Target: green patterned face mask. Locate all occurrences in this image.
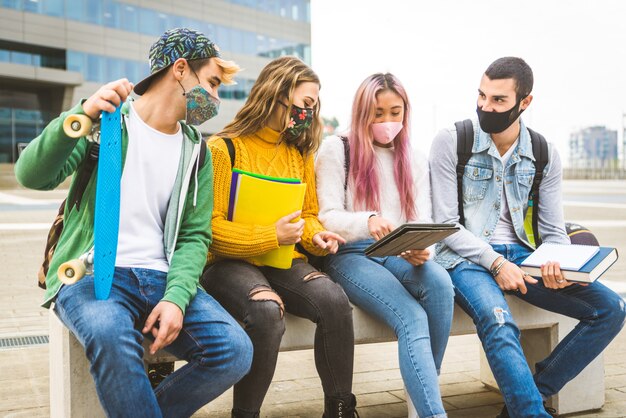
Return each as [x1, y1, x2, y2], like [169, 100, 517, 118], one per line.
[181, 70, 220, 126]
[283, 103, 313, 140]
[185, 84, 220, 126]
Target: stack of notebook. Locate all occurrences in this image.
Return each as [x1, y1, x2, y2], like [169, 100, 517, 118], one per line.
[520, 243, 618, 283]
[228, 168, 306, 269]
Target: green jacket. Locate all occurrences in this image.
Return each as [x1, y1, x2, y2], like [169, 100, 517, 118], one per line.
[14, 101, 213, 314]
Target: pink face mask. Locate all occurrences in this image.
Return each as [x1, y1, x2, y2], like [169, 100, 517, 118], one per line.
[371, 121, 403, 144]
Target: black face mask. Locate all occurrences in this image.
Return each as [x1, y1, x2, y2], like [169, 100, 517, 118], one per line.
[476, 98, 525, 134]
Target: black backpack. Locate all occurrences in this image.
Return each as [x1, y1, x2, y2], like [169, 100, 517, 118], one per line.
[454, 119, 548, 247]
[220, 136, 350, 271]
[38, 142, 99, 288]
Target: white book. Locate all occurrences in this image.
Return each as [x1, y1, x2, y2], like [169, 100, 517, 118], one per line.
[521, 243, 599, 271]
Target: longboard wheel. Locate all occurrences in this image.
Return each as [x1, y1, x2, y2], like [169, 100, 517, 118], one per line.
[63, 114, 92, 138]
[58, 259, 86, 285]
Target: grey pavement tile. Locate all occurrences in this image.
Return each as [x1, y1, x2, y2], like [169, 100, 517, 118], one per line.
[352, 402, 408, 417]
[353, 391, 407, 407]
[440, 380, 490, 398]
[262, 386, 322, 405]
[606, 375, 626, 390]
[387, 389, 406, 401]
[447, 404, 503, 418]
[439, 372, 479, 385]
[606, 388, 626, 403]
[0, 406, 51, 418]
[444, 391, 505, 410]
[353, 378, 405, 395]
[440, 360, 481, 374]
[352, 368, 402, 384]
[605, 364, 626, 377]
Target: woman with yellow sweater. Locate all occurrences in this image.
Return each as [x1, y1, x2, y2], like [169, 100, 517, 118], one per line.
[201, 56, 357, 418]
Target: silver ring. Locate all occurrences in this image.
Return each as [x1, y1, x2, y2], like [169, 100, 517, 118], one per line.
[556, 279, 564, 284]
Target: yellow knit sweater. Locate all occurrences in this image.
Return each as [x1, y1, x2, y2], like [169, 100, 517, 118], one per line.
[206, 126, 326, 265]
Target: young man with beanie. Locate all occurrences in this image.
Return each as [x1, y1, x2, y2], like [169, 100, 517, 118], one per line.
[429, 57, 625, 417]
[15, 28, 253, 418]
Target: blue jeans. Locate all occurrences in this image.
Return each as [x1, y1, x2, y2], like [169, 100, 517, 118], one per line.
[450, 243, 626, 418]
[53, 267, 253, 418]
[325, 239, 454, 418]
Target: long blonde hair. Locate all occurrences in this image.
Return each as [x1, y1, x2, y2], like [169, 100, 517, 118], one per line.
[218, 56, 323, 156]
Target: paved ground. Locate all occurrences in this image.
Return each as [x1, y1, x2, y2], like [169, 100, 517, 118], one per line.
[1, 180, 625, 417]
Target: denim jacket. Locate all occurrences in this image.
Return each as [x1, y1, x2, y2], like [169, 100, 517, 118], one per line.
[429, 118, 569, 270]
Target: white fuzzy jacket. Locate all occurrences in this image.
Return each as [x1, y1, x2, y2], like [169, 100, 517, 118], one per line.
[315, 135, 433, 244]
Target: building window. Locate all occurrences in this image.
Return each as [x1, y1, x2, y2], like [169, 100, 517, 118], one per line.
[42, 0, 64, 17]
[4, 0, 310, 58]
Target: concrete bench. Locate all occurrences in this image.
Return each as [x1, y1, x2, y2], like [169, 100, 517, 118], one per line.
[49, 297, 604, 417]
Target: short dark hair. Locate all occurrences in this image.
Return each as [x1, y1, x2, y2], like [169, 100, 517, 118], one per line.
[484, 57, 533, 101]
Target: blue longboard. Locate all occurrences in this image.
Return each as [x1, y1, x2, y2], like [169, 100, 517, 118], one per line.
[93, 106, 122, 300]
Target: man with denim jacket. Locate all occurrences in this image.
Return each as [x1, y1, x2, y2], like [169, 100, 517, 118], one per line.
[429, 57, 625, 418]
[15, 28, 252, 418]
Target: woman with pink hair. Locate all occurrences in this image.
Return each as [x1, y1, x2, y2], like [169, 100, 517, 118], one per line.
[315, 73, 453, 418]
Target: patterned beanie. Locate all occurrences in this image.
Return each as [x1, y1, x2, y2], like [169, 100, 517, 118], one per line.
[134, 27, 220, 95]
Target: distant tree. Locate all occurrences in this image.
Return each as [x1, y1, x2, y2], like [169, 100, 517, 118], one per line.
[322, 116, 340, 137]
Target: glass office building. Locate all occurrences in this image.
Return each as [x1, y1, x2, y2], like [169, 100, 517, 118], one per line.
[0, 0, 311, 163]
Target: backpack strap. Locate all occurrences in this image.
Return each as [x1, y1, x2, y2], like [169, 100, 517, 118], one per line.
[222, 137, 235, 168]
[454, 119, 474, 226]
[339, 135, 350, 193]
[188, 139, 208, 175]
[187, 125, 207, 173]
[199, 138, 207, 167]
[69, 142, 99, 212]
[528, 128, 549, 246]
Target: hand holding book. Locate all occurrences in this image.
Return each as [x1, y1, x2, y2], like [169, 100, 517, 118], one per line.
[276, 210, 304, 245]
[537, 261, 587, 289]
[399, 249, 431, 266]
[520, 243, 618, 283]
[228, 170, 307, 269]
[369, 216, 434, 264]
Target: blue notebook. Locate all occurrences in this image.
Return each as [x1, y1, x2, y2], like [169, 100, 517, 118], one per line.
[521, 246, 618, 283]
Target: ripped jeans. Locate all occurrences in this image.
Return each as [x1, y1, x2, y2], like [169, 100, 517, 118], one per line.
[201, 259, 354, 414]
[450, 243, 626, 418]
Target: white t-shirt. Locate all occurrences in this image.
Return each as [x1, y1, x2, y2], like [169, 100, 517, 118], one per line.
[490, 140, 520, 245]
[115, 102, 183, 272]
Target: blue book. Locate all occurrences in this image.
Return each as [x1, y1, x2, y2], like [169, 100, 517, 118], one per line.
[521, 246, 618, 283]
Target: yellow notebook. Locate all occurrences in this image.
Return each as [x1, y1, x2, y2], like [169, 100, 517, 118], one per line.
[229, 169, 307, 269]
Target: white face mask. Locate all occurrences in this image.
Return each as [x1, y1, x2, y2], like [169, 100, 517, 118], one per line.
[371, 121, 403, 144]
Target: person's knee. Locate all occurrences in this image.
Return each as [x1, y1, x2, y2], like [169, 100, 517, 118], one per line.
[195, 322, 253, 383]
[311, 278, 352, 317]
[226, 325, 254, 380]
[600, 294, 626, 332]
[393, 304, 429, 339]
[476, 305, 520, 338]
[246, 286, 286, 339]
[83, 315, 142, 360]
[426, 268, 455, 300]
